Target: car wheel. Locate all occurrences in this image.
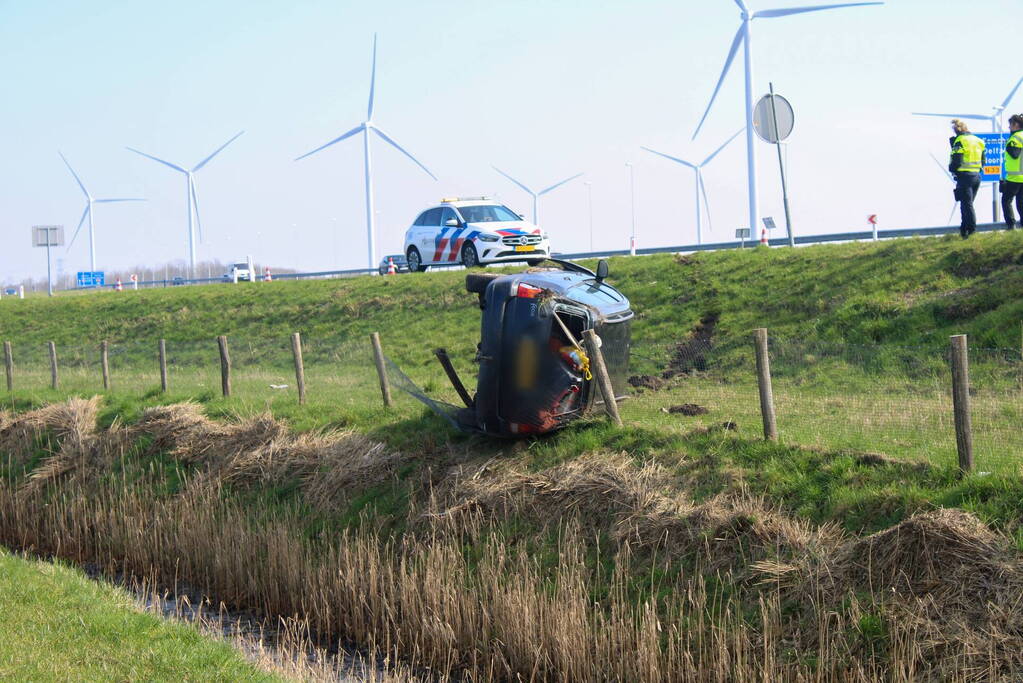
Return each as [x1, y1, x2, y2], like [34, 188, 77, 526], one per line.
[526, 259, 545, 267]
[407, 247, 427, 272]
[465, 272, 502, 294]
[461, 243, 481, 268]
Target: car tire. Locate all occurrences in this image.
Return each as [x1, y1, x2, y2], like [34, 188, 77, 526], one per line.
[526, 259, 545, 267]
[407, 247, 427, 273]
[461, 243, 481, 268]
[465, 272, 502, 294]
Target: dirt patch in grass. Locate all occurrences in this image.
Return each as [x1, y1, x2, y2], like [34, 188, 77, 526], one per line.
[628, 375, 665, 391]
[665, 312, 719, 378]
[666, 404, 708, 416]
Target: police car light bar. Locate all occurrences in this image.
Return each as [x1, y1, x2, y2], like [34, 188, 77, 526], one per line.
[440, 196, 490, 203]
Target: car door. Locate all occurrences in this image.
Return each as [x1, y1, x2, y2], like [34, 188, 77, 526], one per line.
[438, 207, 463, 263]
[419, 208, 443, 263]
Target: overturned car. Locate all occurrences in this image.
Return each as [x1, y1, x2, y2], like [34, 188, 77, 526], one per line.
[413, 259, 632, 437]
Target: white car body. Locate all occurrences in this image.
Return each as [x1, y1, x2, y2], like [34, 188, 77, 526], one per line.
[403, 198, 551, 270]
[224, 262, 252, 282]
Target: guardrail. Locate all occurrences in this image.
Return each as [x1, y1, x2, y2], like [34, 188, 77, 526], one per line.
[63, 221, 1005, 291]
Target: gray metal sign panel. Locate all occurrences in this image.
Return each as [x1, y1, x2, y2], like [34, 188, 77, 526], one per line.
[753, 93, 794, 143]
[32, 225, 64, 247]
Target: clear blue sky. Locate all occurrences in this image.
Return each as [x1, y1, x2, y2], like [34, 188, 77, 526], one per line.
[1, 0, 1019, 282]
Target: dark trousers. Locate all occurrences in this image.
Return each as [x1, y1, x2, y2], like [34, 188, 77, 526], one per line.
[955, 172, 981, 237]
[1002, 181, 1023, 229]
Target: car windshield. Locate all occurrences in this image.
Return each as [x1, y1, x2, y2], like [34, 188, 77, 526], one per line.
[457, 204, 521, 224]
[233, 263, 247, 269]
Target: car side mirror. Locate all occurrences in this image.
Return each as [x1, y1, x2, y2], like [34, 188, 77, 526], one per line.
[596, 259, 609, 281]
[444, 218, 460, 227]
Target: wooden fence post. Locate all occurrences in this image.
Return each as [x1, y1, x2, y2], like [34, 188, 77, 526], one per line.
[950, 334, 973, 475]
[158, 339, 168, 393]
[370, 332, 392, 408]
[583, 329, 623, 427]
[4, 341, 12, 392]
[217, 335, 231, 398]
[48, 341, 58, 390]
[754, 328, 778, 441]
[291, 332, 306, 405]
[100, 340, 110, 390]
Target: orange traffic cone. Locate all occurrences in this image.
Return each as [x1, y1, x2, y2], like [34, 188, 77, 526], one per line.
[387, 257, 396, 275]
[760, 228, 769, 246]
[264, 266, 272, 282]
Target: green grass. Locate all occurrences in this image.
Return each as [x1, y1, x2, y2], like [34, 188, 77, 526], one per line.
[0, 548, 278, 682]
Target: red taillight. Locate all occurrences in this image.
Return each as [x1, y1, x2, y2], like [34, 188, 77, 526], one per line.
[516, 283, 543, 299]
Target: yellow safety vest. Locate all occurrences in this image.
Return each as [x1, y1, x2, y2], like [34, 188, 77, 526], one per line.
[951, 133, 985, 173]
[1005, 131, 1023, 183]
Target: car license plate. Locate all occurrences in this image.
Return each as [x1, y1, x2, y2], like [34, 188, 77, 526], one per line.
[515, 246, 534, 252]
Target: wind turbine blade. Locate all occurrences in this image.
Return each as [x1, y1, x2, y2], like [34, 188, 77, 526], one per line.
[94, 198, 146, 203]
[192, 130, 245, 172]
[929, 152, 953, 181]
[294, 124, 365, 161]
[367, 33, 378, 120]
[753, 2, 884, 19]
[1001, 75, 1023, 109]
[692, 25, 744, 139]
[912, 112, 990, 121]
[493, 166, 534, 196]
[700, 128, 745, 167]
[539, 172, 584, 196]
[948, 202, 958, 225]
[733, 0, 748, 11]
[641, 146, 696, 169]
[371, 126, 438, 180]
[68, 204, 90, 249]
[126, 147, 187, 173]
[190, 177, 203, 243]
[58, 152, 90, 198]
[699, 172, 713, 233]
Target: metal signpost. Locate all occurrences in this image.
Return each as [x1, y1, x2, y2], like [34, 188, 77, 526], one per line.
[735, 227, 751, 248]
[868, 214, 879, 241]
[977, 133, 1007, 222]
[32, 226, 64, 297]
[753, 84, 795, 247]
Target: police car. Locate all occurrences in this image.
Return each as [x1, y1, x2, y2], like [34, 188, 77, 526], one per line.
[403, 197, 551, 271]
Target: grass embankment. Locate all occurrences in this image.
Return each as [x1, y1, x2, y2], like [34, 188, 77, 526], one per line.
[3, 232, 1023, 679]
[0, 547, 276, 681]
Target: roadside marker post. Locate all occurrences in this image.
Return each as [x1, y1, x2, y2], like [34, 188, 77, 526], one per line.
[868, 214, 878, 241]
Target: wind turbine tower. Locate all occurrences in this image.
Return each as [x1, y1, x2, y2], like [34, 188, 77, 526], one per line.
[59, 152, 145, 272]
[127, 131, 245, 276]
[642, 128, 744, 245]
[491, 167, 584, 227]
[295, 34, 437, 271]
[693, 0, 884, 237]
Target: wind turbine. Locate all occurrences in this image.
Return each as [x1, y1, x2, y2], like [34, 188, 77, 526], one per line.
[59, 152, 145, 272]
[491, 167, 584, 227]
[912, 75, 1023, 221]
[929, 152, 960, 226]
[295, 34, 437, 271]
[693, 0, 884, 239]
[642, 128, 744, 245]
[127, 131, 244, 276]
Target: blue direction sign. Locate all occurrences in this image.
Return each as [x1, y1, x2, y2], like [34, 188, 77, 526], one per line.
[76, 271, 105, 288]
[977, 133, 1007, 182]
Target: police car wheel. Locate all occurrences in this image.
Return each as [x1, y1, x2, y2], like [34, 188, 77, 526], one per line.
[407, 247, 426, 273]
[461, 243, 480, 268]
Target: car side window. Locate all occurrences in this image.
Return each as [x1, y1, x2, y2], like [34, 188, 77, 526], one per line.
[414, 211, 430, 226]
[424, 208, 442, 225]
[439, 208, 459, 226]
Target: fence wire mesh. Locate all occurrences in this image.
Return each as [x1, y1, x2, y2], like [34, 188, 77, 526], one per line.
[1, 332, 1021, 474]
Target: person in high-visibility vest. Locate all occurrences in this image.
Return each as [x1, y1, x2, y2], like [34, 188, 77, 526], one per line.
[1001, 113, 1023, 230]
[948, 119, 986, 238]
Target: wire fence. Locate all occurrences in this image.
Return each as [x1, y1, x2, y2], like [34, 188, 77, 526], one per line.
[2, 330, 1021, 474]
